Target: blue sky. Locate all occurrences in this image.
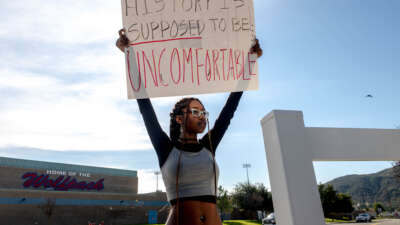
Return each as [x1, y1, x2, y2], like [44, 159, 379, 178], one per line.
[0, 0, 399, 193]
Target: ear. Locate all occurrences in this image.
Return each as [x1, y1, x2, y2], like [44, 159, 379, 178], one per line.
[175, 115, 183, 125]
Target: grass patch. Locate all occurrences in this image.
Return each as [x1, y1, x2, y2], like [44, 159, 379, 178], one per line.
[325, 218, 354, 223]
[134, 220, 262, 225]
[223, 220, 261, 225]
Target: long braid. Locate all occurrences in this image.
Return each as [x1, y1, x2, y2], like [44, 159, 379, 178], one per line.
[207, 118, 218, 200]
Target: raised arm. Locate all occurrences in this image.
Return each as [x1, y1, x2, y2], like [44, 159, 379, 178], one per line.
[137, 99, 173, 167]
[201, 91, 243, 153]
[201, 38, 262, 153]
[117, 28, 173, 167]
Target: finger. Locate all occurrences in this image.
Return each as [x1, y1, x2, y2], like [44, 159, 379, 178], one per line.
[116, 39, 123, 47]
[122, 35, 129, 41]
[257, 49, 263, 58]
[121, 37, 130, 46]
[116, 40, 126, 52]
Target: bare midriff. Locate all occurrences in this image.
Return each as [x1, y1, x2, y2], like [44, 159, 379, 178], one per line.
[166, 200, 222, 225]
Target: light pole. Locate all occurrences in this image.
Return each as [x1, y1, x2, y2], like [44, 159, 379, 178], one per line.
[242, 163, 251, 185]
[154, 171, 160, 192]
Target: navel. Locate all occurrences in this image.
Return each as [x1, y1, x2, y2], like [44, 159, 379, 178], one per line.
[200, 215, 206, 223]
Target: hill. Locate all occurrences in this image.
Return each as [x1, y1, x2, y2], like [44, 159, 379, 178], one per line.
[326, 167, 400, 209]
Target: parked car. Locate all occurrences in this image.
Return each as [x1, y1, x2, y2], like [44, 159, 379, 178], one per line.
[370, 215, 376, 219]
[262, 213, 276, 225]
[356, 213, 371, 222]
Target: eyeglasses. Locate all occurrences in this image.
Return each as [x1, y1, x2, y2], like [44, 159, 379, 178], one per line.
[187, 108, 209, 118]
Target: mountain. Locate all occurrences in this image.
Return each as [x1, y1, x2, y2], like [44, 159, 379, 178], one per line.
[326, 167, 400, 208]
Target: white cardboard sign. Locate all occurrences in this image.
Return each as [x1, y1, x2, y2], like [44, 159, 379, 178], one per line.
[121, 0, 258, 99]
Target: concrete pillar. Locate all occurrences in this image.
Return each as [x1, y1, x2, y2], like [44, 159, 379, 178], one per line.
[260, 110, 325, 225]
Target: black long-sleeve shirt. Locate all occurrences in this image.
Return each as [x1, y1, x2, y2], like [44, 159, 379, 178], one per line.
[137, 92, 243, 168]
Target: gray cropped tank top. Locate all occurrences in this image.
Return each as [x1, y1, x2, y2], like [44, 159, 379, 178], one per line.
[161, 147, 219, 202]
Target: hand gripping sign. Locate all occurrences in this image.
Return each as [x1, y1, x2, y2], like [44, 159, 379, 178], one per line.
[121, 0, 258, 99]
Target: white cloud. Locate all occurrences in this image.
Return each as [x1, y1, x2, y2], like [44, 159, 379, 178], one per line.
[0, 86, 151, 151]
[0, 69, 58, 89]
[0, 53, 150, 151]
[137, 169, 166, 194]
[0, 100, 150, 151]
[0, 0, 122, 44]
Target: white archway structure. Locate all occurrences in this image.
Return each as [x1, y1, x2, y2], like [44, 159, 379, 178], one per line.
[260, 110, 400, 225]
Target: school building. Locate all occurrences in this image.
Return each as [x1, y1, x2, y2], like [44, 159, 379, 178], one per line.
[0, 156, 169, 225]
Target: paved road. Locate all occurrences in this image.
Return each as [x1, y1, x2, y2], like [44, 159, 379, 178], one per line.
[330, 219, 400, 225]
[369, 219, 400, 225]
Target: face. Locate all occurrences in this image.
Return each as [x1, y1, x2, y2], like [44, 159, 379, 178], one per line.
[176, 100, 207, 134]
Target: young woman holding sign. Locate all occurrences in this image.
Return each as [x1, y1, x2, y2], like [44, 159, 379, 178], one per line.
[117, 29, 262, 225]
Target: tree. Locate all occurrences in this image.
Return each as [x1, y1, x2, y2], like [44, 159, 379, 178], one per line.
[374, 202, 385, 215]
[318, 184, 354, 219]
[334, 193, 354, 213]
[217, 186, 233, 214]
[259, 184, 273, 213]
[319, 184, 337, 217]
[231, 182, 273, 213]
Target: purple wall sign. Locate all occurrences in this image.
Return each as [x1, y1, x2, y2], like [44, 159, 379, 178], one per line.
[21, 172, 105, 191]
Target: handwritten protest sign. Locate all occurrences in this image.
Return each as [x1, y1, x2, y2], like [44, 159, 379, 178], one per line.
[121, 0, 258, 99]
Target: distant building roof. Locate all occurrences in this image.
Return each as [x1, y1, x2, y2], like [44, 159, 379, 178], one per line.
[0, 157, 137, 177]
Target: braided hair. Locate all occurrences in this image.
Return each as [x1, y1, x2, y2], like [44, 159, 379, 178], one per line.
[169, 97, 203, 143]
